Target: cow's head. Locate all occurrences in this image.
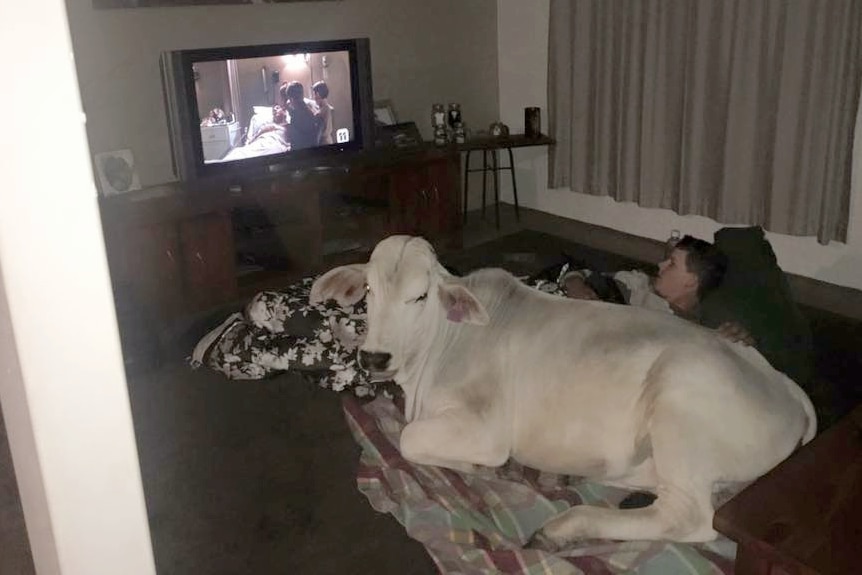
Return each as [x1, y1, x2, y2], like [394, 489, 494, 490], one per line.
[310, 235, 489, 381]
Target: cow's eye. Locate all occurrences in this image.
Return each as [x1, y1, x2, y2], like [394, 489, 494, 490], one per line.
[410, 292, 428, 304]
[364, 283, 372, 295]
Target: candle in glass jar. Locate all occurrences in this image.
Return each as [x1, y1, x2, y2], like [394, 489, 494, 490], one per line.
[447, 103, 462, 129]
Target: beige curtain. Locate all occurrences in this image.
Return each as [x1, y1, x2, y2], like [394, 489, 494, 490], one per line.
[548, 0, 862, 243]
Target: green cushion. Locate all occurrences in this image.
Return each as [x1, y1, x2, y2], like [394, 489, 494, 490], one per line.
[699, 226, 814, 386]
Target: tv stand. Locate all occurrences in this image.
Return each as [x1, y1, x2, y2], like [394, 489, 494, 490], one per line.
[100, 145, 462, 366]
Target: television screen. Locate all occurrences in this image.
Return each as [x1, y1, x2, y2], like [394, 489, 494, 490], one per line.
[197, 50, 355, 164]
[161, 38, 373, 186]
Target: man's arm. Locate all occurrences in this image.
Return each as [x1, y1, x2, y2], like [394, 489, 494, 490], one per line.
[563, 274, 600, 300]
[716, 321, 755, 346]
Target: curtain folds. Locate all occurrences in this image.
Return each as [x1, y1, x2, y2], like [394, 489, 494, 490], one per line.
[548, 0, 862, 243]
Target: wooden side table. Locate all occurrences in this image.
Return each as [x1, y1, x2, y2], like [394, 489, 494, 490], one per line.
[714, 404, 862, 574]
[442, 134, 554, 230]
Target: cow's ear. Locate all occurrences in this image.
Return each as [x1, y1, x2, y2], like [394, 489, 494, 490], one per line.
[310, 264, 367, 307]
[437, 282, 489, 325]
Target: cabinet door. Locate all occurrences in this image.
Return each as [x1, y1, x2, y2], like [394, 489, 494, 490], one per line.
[388, 155, 462, 249]
[421, 156, 462, 242]
[105, 222, 185, 322]
[181, 211, 237, 311]
[388, 165, 426, 237]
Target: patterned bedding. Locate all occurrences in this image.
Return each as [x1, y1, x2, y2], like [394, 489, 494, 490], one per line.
[190, 276, 380, 395]
[343, 395, 736, 574]
[190, 274, 563, 396]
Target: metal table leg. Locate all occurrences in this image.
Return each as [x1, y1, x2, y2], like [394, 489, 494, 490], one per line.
[506, 146, 519, 221]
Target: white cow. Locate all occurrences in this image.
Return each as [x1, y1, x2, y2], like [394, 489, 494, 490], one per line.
[310, 235, 816, 548]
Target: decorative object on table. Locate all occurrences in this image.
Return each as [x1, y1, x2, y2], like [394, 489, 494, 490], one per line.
[433, 125, 449, 146]
[431, 103, 446, 131]
[664, 229, 681, 258]
[94, 149, 142, 196]
[447, 103, 462, 130]
[525, 106, 542, 138]
[453, 122, 467, 144]
[374, 122, 423, 149]
[201, 107, 231, 126]
[489, 122, 510, 138]
[373, 100, 397, 126]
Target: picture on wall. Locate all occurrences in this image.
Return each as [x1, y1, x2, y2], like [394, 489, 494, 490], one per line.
[93, 0, 339, 8]
[373, 100, 397, 126]
[94, 149, 142, 196]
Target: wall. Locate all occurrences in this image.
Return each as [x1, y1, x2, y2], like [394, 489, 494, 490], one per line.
[65, 0, 499, 188]
[1, 0, 155, 571]
[497, 0, 862, 292]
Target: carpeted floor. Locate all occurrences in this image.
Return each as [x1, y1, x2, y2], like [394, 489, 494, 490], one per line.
[0, 408, 34, 575]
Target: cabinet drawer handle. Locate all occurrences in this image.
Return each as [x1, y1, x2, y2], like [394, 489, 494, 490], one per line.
[196, 252, 204, 263]
[166, 249, 175, 263]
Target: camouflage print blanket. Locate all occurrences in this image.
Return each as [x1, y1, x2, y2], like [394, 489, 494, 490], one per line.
[343, 395, 737, 575]
[190, 273, 567, 397]
[190, 276, 380, 396]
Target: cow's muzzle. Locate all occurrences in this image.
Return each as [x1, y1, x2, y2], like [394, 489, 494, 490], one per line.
[358, 350, 392, 373]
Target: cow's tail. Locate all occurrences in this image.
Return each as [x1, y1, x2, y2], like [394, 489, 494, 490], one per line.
[799, 389, 817, 445]
[785, 375, 817, 445]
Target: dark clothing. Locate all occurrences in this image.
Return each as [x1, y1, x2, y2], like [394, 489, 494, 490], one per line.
[699, 226, 814, 389]
[286, 103, 319, 150]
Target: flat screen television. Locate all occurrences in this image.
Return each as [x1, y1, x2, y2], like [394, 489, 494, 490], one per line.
[160, 37, 374, 189]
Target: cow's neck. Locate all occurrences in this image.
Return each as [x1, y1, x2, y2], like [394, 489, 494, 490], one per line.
[399, 347, 436, 422]
[397, 315, 448, 422]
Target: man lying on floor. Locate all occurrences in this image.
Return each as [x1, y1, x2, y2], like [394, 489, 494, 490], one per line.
[548, 228, 813, 394]
[534, 234, 753, 345]
[191, 226, 813, 403]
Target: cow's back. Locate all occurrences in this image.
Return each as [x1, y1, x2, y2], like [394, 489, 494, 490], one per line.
[436, 268, 813, 478]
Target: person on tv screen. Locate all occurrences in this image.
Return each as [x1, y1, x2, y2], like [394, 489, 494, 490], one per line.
[280, 81, 318, 150]
[312, 81, 334, 145]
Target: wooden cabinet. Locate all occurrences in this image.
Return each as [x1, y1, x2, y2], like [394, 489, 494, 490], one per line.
[102, 209, 237, 328]
[387, 154, 462, 250]
[100, 146, 463, 362]
[242, 176, 323, 271]
[104, 220, 184, 319]
[181, 212, 237, 311]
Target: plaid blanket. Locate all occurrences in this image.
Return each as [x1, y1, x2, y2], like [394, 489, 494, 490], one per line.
[343, 395, 737, 575]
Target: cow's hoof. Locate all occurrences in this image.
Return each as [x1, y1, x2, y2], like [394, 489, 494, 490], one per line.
[525, 530, 560, 553]
[618, 491, 657, 509]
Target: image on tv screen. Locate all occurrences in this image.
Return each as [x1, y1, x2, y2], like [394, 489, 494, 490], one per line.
[194, 50, 355, 164]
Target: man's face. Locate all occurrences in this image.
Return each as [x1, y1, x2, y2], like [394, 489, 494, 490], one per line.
[654, 247, 699, 302]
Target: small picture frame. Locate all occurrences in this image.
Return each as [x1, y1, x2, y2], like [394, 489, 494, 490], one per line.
[374, 122, 423, 149]
[94, 149, 142, 196]
[373, 100, 398, 126]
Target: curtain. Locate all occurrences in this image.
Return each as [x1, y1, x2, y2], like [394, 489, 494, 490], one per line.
[548, 0, 862, 243]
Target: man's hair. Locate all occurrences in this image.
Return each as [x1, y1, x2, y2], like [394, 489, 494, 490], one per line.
[676, 235, 728, 299]
[312, 81, 329, 99]
[281, 81, 305, 102]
